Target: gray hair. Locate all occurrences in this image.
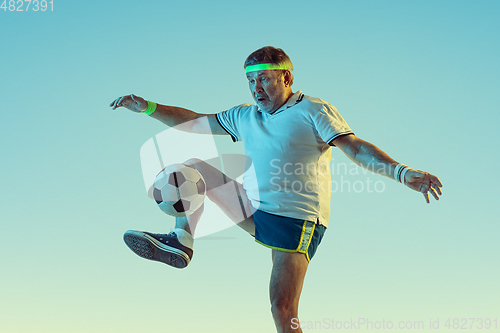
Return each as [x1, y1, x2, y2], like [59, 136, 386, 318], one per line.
[244, 46, 294, 85]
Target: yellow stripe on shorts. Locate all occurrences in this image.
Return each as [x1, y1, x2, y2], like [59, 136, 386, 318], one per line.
[296, 220, 316, 262]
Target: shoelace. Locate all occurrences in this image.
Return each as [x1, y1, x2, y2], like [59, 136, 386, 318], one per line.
[156, 231, 177, 242]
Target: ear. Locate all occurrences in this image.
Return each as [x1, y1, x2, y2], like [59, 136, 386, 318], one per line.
[283, 70, 292, 86]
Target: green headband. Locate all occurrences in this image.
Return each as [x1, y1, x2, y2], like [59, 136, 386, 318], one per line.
[245, 63, 290, 73]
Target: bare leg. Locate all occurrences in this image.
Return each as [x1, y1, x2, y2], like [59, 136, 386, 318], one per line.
[270, 250, 309, 333]
[123, 157, 254, 268]
[174, 158, 255, 237]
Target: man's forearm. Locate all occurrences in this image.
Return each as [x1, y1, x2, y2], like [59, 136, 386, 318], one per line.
[334, 135, 442, 202]
[350, 139, 399, 179]
[149, 104, 199, 131]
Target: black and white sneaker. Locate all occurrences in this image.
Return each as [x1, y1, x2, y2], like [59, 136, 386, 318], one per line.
[123, 229, 194, 269]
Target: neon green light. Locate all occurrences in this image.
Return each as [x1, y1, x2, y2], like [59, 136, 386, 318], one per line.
[245, 63, 289, 73]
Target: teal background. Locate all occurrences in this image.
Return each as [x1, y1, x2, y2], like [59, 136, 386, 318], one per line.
[1, 1, 499, 332]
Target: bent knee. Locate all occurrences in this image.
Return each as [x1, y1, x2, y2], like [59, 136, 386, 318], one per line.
[271, 298, 298, 317]
[183, 158, 204, 169]
[183, 158, 209, 178]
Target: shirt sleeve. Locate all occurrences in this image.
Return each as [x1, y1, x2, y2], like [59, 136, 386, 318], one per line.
[216, 104, 248, 142]
[312, 102, 353, 145]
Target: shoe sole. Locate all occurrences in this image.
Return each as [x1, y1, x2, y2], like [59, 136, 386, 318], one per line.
[123, 231, 191, 269]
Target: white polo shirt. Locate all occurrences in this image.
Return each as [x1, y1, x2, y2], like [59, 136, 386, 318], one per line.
[216, 91, 353, 227]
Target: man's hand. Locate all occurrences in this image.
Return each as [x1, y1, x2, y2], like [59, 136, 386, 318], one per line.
[404, 170, 443, 203]
[110, 94, 147, 113]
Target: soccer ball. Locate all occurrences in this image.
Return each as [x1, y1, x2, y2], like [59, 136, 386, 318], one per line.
[153, 163, 206, 217]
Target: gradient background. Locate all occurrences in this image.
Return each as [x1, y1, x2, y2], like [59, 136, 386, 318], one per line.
[1, 1, 499, 332]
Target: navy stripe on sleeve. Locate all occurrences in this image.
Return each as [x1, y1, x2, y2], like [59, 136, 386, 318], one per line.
[326, 131, 354, 146]
[216, 113, 239, 142]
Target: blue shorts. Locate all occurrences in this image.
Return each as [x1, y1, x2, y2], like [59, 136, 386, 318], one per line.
[252, 210, 327, 262]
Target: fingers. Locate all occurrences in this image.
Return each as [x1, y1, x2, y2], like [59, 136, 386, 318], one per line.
[420, 179, 430, 203]
[429, 186, 440, 201]
[110, 95, 129, 110]
[110, 96, 123, 110]
[110, 98, 119, 109]
[422, 191, 430, 204]
[431, 182, 442, 196]
[406, 169, 443, 204]
[428, 173, 442, 201]
[430, 174, 443, 188]
[419, 173, 442, 203]
[117, 96, 125, 108]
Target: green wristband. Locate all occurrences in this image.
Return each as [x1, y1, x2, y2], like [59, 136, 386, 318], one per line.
[144, 101, 157, 115]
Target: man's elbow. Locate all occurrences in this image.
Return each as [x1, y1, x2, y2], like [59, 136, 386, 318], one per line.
[184, 114, 209, 134]
[332, 134, 360, 161]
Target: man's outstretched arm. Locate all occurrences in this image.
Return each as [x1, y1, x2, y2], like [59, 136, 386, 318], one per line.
[331, 134, 443, 203]
[109, 94, 227, 135]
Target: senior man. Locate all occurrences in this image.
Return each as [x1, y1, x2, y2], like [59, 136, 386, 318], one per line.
[110, 46, 442, 333]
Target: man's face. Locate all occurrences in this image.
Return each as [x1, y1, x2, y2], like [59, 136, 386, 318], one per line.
[246, 70, 290, 113]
